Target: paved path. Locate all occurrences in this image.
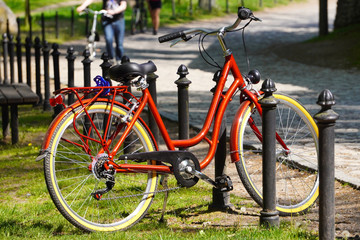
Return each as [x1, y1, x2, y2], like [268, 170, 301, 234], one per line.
[58, 0, 360, 188]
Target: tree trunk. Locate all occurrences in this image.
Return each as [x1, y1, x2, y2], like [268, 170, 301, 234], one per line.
[319, 0, 328, 36]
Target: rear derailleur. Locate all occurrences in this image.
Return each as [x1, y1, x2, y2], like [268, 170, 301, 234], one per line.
[91, 155, 116, 200]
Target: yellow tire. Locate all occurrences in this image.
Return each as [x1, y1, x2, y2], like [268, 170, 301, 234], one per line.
[235, 94, 319, 215]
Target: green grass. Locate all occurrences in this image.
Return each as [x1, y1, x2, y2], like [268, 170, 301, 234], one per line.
[0, 106, 318, 239]
[4, 0, 301, 44]
[307, 23, 360, 68]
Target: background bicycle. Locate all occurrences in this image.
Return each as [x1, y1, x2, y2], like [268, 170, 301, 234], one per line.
[131, 0, 148, 34]
[80, 8, 112, 59]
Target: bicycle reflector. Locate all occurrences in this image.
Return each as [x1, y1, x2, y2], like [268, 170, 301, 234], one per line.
[94, 75, 111, 96]
[50, 94, 65, 107]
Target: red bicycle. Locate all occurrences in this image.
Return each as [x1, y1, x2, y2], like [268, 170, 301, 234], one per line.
[39, 7, 319, 232]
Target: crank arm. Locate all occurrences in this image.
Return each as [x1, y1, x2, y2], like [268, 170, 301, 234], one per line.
[184, 166, 217, 187]
[185, 166, 234, 192]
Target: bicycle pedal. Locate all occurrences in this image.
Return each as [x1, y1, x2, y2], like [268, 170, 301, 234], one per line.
[215, 175, 233, 192]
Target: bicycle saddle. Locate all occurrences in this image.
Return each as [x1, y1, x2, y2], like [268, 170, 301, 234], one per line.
[109, 61, 157, 83]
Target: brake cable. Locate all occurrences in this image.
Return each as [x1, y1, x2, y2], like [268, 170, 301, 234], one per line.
[198, 19, 253, 71]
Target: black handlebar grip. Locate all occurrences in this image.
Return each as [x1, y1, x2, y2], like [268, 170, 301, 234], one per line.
[238, 7, 253, 20]
[158, 31, 185, 43]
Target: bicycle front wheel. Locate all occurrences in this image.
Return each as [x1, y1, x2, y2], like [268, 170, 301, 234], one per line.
[234, 94, 319, 215]
[44, 102, 158, 232]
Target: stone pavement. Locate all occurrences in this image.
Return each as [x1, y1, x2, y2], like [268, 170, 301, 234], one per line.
[56, 0, 359, 188]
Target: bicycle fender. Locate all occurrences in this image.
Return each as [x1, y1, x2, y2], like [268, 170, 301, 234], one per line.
[229, 100, 252, 163]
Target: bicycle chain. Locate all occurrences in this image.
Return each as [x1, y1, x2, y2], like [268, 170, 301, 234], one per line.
[100, 186, 182, 201]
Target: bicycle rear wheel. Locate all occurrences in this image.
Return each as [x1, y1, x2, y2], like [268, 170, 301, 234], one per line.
[44, 102, 158, 232]
[234, 94, 319, 215]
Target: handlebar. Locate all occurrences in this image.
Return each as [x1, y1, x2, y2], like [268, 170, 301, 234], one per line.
[158, 7, 260, 43]
[80, 8, 113, 18]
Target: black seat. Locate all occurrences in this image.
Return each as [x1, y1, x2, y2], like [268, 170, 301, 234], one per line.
[109, 61, 157, 83]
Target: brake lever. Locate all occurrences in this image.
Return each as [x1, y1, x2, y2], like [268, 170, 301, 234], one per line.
[251, 15, 262, 22]
[170, 39, 184, 47]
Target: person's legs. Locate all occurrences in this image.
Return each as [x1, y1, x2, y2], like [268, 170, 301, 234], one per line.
[113, 18, 125, 61]
[102, 20, 115, 60]
[153, 8, 160, 33]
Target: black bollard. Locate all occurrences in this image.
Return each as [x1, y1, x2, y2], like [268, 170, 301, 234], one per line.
[259, 78, 280, 228]
[209, 70, 233, 210]
[16, 35, 22, 83]
[100, 52, 112, 82]
[2, 33, 9, 85]
[51, 43, 63, 116]
[25, 37, 32, 87]
[66, 47, 76, 105]
[8, 35, 15, 84]
[314, 89, 339, 240]
[52, 44, 61, 91]
[82, 49, 92, 136]
[34, 37, 43, 105]
[174, 64, 191, 150]
[82, 49, 92, 87]
[43, 41, 51, 111]
[147, 72, 159, 144]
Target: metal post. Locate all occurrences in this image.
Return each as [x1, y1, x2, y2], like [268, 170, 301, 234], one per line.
[43, 41, 51, 111]
[82, 49, 92, 87]
[210, 70, 233, 210]
[82, 49, 92, 136]
[16, 35, 23, 83]
[52, 44, 61, 91]
[34, 37, 42, 104]
[66, 47, 76, 105]
[259, 78, 280, 228]
[100, 52, 112, 82]
[2, 33, 9, 85]
[8, 35, 15, 84]
[51, 43, 63, 116]
[175, 64, 191, 150]
[25, 37, 32, 88]
[314, 89, 339, 240]
[147, 72, 159, 143]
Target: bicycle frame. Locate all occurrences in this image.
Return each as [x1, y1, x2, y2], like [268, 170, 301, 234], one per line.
[107, 53, 262, 174]
[44, 13, 290, 176]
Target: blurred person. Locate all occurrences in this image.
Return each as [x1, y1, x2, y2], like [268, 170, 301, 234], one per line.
[147, 0, 161, 35]
[77, 0, 127, 63]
